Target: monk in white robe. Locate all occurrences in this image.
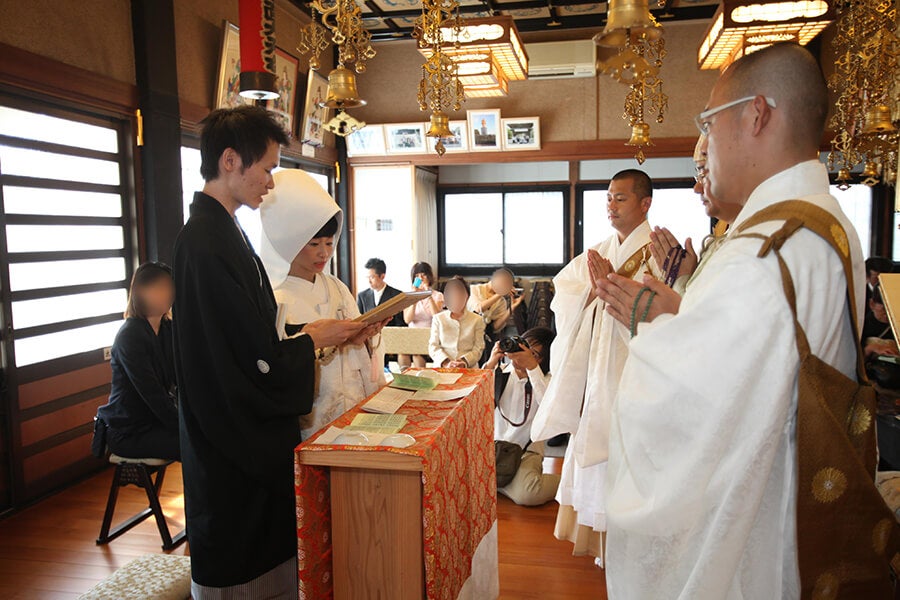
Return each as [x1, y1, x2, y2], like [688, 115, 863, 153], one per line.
[596, 44, 870, 599]
[260, 169, 385, 439]
[530, 169, 659, 563]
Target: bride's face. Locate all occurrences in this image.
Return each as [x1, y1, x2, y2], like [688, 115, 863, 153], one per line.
[292, 236, 335, 275]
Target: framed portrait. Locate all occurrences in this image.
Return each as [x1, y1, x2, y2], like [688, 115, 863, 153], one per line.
[501, 117, 541, 151]
[301, 70, 330, 147]
[385, 122, 427, 154]
[267, 48, 300, 138]
[467, 109, 502, 151]
[347, 125, 387, 157]
[426, 120, 468, 153]
[215, 22, 249, 109]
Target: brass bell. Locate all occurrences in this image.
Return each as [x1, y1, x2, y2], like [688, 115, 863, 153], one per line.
[862, 104, 896, 134]
[861, 161, 880, 178]
[426, 111, 453, 139]
[626, 122, 652, 147]
[321, 66, 367, 109]
[593, 0, 662, 48]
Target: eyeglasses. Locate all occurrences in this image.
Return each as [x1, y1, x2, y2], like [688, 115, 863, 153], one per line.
[694, 168, 707, 184]
[694, 95, 777, 135]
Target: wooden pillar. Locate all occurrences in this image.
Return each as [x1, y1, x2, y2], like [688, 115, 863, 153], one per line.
[131, 0, 183, 264]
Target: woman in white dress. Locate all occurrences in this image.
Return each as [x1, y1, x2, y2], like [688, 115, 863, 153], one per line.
[260, 169, 385, 438]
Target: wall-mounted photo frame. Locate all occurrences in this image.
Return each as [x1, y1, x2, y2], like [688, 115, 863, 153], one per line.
[467, 109, 501, 152]
[385, 122, 427, 154]
[501, 116, 541, 151]
[268, 48, 300, 138]
[347, 125, 387, 157]
[215, 21, 249, 109]
[301, 70, 330, 147]
[426, 120, 468, 153]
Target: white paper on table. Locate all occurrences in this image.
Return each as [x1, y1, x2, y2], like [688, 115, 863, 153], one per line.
[361, 386, 414, 414]
[415, 370, 464, 385]
[412, 385, 477, 402]
[310, 425, 415, 448]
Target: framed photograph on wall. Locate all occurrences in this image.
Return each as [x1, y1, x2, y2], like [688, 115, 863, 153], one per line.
[385, 123, 426, 154]
[501, 117, 541, 151]
[267, 48, 300, 138]
[347, 125, 387, 157]
[426, 120, 468, 153]
[301, 70, 330, 147]
[467, 109, 501, 151]
[215, 22, 249, 109]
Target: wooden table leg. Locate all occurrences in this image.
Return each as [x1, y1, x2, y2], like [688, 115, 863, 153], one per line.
[330, 467, 425, 600]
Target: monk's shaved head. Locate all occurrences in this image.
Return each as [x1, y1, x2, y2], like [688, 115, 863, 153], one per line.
[718, 42, 827, 152]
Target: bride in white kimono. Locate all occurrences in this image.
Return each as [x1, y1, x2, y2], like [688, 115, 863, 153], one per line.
[260, 169, 385, 438]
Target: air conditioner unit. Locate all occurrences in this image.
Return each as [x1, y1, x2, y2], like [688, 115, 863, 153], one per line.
[526, 40, 597, 79]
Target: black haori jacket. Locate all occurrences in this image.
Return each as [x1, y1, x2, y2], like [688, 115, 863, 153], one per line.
[173, 192, 315, 587]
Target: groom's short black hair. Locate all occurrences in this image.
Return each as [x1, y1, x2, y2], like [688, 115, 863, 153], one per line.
[612, 169, 653, 200]
[199, 105, 289, 182]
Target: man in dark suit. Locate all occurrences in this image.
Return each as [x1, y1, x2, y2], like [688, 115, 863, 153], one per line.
[356, 257, 405, 327]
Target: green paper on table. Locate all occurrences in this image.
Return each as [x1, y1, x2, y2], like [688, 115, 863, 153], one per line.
[345, 413, 407, 434]
[389, 372, 438, 391]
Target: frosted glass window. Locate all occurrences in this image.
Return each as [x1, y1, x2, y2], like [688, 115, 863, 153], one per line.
[14, 320, 124, 366]
[503, 192, 564, 264]
[3, 186, 122, 217]
[583, 187, 711, 251]
[0, 105, 118, 153]
[0, 145, 120, 185]
[444, 193, 503, 265]
[831, 184, 871, 257]
[9, 258, 126, 292]
[12, 288, 127, 329]
[6, 225, 123, 253]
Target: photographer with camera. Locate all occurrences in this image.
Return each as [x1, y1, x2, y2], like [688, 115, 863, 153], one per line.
[483, 327, 561, 506]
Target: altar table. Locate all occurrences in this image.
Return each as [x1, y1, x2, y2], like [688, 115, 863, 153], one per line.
[294, 369, 498, 600]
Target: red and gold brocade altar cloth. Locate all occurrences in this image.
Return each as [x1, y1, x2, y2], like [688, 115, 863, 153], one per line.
[295, 369, 498, 599]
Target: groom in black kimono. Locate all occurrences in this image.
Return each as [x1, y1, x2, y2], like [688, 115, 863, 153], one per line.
[173, 106, 364, 598]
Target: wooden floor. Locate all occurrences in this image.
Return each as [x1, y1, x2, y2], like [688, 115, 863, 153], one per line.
[0, 459, 606, 599]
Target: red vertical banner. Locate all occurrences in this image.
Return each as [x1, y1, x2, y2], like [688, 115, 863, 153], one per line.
[239, 0, 278, 99]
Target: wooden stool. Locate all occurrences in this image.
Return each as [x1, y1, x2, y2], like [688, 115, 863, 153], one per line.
[96, 455, 186, 551]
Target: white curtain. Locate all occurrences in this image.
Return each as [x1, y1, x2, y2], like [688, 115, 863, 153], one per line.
[413, 168, 439, 274]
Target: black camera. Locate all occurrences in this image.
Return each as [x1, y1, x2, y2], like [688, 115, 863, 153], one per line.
[498, 335, 529, 353]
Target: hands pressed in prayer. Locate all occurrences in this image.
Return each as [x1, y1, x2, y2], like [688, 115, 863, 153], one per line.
[587, 249, 615, 302]
[596, 273, 682, 331]
[301, 318, 367, 349]
[650, 227, 698, 281]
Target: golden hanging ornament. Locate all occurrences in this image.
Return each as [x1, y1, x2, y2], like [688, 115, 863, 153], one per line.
[414, 0, 465, 157]
[826, 0, 899, 191]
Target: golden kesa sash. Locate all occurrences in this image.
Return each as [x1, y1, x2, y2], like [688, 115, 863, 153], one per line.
[616, 244, 651, 280]
[732, 200, 900, 599]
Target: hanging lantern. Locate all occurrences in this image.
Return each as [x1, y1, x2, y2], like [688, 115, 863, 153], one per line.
[239, 0, 279, 100]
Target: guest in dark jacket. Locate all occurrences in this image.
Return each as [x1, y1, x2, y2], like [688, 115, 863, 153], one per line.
[97, 262, 180, 460]
[356, 257, 405, 326]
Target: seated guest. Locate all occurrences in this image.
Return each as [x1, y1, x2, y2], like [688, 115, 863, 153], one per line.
[260, 169, 386, 438]
[483, 327, 561, 506]
[400, 261, 444, 368]
[97, 262, 179, 461]
[469, 267, 526, 340]
[429, 276, 485, 368]
[866, 256, 893, 306]
[356, 257, 405, 327]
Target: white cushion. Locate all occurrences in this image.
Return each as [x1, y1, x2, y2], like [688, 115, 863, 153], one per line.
[78, 553, 191, 600]
[109, 454, 170, 467]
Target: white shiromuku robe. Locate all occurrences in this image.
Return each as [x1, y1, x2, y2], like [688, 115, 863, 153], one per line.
[275, 274, 383, 439]
[530, 220, 656, 558]
[605, 160, 865, 599]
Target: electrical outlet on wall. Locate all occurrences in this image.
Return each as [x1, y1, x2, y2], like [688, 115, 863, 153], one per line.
[103, 347, 112, 361]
